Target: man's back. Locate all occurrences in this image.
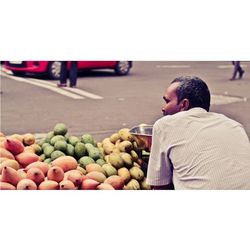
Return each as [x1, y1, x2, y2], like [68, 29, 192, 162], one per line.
[147, 108, 250, 189]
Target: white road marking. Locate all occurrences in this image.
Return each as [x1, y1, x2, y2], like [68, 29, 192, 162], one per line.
[217, 64, 248, 69]
[64, 87, 103, 99]
[211, 94, 245, 105]
[1, 70, 104, 100]
[2, 74, 84, 99]
[156, 65, 190, 68]
[32, 78, 103, 99]
[11, 76, 84, 99]
[217, 65, 234, 69]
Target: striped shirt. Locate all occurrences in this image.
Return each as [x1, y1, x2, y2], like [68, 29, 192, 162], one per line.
[146, 108, 250, 189]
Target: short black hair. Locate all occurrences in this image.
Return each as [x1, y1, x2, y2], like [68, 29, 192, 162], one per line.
[171, 76, 211, 111]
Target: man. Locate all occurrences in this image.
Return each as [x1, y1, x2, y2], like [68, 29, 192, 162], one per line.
[57, 61, 78, 88]
[146, 76, 250, 190]
[230, 61, 244, 81]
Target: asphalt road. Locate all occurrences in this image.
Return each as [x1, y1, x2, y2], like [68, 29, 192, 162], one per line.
[1, 61, 250, 141]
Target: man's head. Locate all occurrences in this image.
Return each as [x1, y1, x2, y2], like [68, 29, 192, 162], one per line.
[162, 76, 211, 116]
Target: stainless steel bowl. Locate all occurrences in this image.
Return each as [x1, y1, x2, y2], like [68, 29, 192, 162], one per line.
[129, 124, 153, 151]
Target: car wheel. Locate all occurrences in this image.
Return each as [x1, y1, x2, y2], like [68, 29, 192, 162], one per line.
[115, 61, 131, 75]
[12, 71, 25, 77]
[47, 61, 62, 80]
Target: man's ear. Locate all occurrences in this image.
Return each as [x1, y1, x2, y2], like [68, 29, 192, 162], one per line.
[180, 99, 190, 111]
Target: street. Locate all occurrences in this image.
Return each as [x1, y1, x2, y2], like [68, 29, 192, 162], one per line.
[1, 61, 250, 141]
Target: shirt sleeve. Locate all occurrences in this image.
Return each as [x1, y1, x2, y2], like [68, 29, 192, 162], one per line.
[146, 121, 173, 186]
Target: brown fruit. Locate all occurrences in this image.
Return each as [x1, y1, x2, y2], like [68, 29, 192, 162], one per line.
[118, 167, 131, 184]
[59, 180, 76, 190]
[26, 167, 45, 185]
[96, 183, 115, 190]
[15, 152, 40, 167]
[23, 146, 35, 153]
[81, 179, 100, 190]
[0, 159, 20, 173]
[0, 181, 16, 190]
[1, 166, 21, 186]
[85, 163, 106, 175]
[23, 133, 36, 146]
[77, 166, 87, 175]
[86, 171, 106, 183]
[47, 166, 64, 183]
[0, 148, 15, 160]
[0, 157, 8, 164]
[38, 180, 59, 190]
[129, 166, 144, 181]
[65, 170, 83, 187]
[25, 162, 49, 175]
[126, 179, 141, 190]
[51, 156, 77, 172]
[104, 175, 124, 190]
[17, 169, 27, 179]
[3, 138, 24, 155]
[10, 134, 24, 143]
[17, 179, 37, 190]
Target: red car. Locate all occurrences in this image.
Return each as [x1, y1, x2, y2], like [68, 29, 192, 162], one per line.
[4, 61, 132, 79]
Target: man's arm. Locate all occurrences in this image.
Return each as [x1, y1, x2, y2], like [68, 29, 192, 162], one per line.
[146, 122, 174, 188]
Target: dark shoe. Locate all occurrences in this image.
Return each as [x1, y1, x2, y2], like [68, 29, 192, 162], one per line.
[230, 78, 236, 81]
[70, 85, 76, 88]
[239, 70, 245, 79]
[57, 83, 67, 87]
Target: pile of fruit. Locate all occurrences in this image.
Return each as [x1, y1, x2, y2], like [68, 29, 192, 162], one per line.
[0, 123, 151, 190]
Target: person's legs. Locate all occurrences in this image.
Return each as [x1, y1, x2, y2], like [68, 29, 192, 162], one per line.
[69, 61, 78, 87]
[238, 62, 245, 79]
[230, 61, 239, 80]
[58, 61, 68, 87]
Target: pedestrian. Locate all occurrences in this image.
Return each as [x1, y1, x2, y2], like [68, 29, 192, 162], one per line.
[230, 61, 244, 80]
[57, 61, 78, 88]
[146, 76, 250, 190]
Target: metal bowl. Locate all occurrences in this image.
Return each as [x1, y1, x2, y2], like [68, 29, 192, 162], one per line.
[129, 124, 153, 151]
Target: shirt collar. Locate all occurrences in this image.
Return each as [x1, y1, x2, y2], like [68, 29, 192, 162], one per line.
[186, 107, 208, 114]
